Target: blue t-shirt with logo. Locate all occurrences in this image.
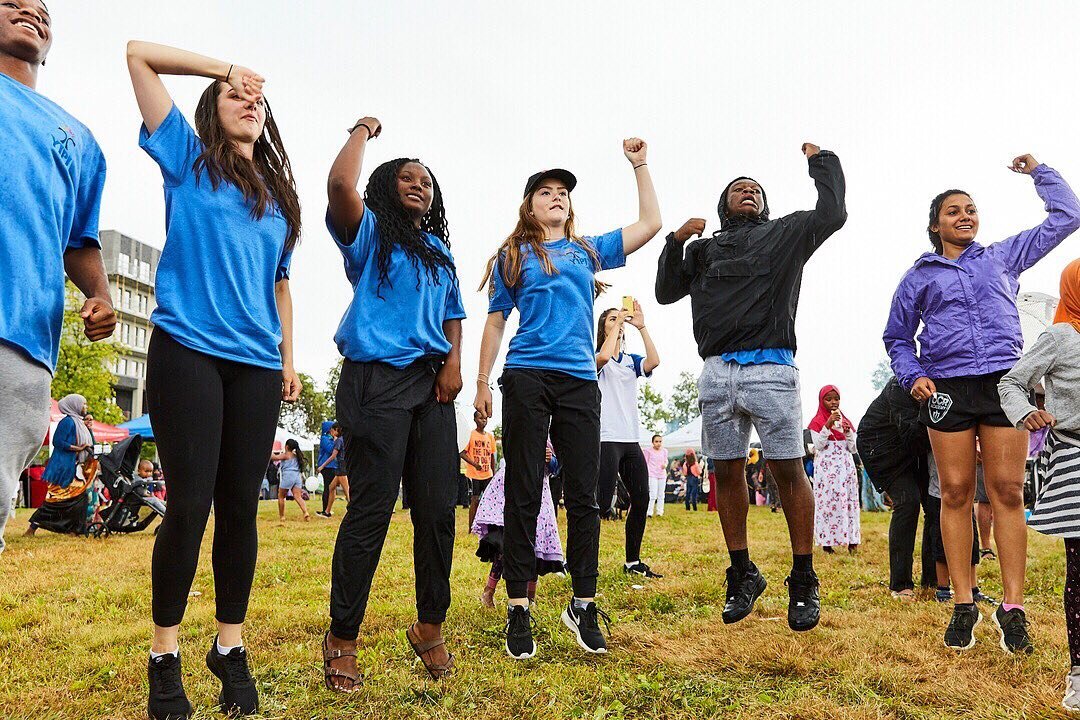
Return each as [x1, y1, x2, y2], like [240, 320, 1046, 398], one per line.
[721, 348, 797, 367]
[0, 72, 107, 371]
[488, 230, 625, 380]
[139, 105, 292, 369]
[328, 207, 466, 368]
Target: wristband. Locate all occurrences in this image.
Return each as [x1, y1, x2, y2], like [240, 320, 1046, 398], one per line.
[349, 122, 374, 137]
[633, 163, 647, 169]
[225, 64, 234, 83]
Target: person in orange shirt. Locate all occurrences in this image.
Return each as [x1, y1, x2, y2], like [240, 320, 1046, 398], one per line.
[461, 410, 497, 528]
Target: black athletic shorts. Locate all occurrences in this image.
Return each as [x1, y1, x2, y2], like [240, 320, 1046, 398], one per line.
[471, 478, 491, 498]
[919, 371, 1012, 432]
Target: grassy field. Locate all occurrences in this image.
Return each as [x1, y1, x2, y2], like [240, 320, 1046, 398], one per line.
[0, 500, 1075, 719]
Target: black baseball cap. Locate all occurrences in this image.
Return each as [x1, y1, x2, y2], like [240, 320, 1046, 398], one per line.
[523, 168, 577, 198]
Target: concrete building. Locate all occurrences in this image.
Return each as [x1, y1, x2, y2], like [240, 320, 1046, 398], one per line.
[97, 230, 160, 420]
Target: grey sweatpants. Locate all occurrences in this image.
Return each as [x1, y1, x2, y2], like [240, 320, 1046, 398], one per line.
[0, 343, 52, 554]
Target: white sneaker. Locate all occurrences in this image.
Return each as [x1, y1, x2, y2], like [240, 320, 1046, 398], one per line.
[1064, 667, 1080, 712]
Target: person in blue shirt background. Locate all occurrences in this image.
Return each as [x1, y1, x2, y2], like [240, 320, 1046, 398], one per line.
[473, 138, 662, 660]
[322, 115, 465, 690]
[315, 420, 341, 517]
[0, 0, 116, 556]
[127, 40, 303, 720]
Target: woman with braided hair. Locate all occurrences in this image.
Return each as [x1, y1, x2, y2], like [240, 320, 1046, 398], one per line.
[321, 116, 465, 690]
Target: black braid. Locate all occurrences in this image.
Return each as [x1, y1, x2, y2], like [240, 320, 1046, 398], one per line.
[364, 158, 455, 297]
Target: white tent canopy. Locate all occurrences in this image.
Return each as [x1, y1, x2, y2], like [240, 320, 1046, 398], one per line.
[275, 426, 317, 452]
[662, 416, 702, 453]
[1018, 292, 1058, 347]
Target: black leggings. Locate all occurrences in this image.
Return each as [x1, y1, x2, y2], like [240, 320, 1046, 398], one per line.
[147, 330, 281, 627]
[596, 441, 650, 563]
[320, 468, 337, 513]
[1066, 539, 1080, 667]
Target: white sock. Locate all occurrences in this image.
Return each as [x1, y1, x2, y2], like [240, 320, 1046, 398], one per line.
[573, 597, 592, 611]
[625, 560, 639, 569]
[216, 639, 243, 655]
[150, 648, 178, 659]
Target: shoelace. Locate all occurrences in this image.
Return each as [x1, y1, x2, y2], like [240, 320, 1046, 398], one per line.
[1001, 610, 1030, 639]
[151, 657, 184, 696]
[220, 651, 253, 686]
[947, 608, 976, 633]
[581, 604, 612, 635]
[505, 607, 536, 638]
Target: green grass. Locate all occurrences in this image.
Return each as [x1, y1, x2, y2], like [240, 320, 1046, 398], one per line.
[0, 501, 1074, 719]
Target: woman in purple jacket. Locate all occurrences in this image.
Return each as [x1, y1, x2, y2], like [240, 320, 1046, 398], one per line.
[885, 154, 1080, 654]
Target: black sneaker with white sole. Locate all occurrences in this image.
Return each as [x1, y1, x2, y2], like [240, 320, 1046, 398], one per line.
[993, 604, 1033, 655]
[944, 604, 982, 650]
[147, 652, 192, 720]
[785, 570, 820, 632]
[205, 640, 258, 716]
[505, 604, 537, 659]
[722, 564, 767, 624]
[561, 601, 610, 654]
[624, 562, 664, 579]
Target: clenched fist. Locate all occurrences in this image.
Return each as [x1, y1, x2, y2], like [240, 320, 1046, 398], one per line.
[673, 218, 706, 243]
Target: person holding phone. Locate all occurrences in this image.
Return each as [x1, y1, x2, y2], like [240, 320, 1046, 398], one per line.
[595, 299, 662, 578]
[656, 142, 847, 632]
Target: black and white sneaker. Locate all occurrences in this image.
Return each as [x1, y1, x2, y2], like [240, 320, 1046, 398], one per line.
[205, 639, 259, 716]
[993, 605, 1034, 655]
[624, 562, 664, 579]
[147, 652, 192, 720]
[972, 587, 998, 606]
[722, 564, 767, 624]
[785, 570, 820, 632]
[505, 604, 537, 660]
[561, 601, 610, 654]
[943, 604, 982, 650]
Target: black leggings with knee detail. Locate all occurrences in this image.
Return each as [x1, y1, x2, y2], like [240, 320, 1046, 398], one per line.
[597, 441, 651, 563]
[147, 330, 282, 627]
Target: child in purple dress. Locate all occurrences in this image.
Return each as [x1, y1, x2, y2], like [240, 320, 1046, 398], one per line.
[474, 441, 564, 607]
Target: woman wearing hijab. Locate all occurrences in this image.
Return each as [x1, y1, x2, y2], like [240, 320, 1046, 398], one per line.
[26, 395, 97, 536]
[809, 385, 860, 554]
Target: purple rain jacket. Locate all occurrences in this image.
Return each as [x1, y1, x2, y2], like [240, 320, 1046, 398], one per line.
[884, 165, 1080, 391]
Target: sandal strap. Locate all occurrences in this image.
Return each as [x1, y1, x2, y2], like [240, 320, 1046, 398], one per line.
[326, 667, 359, 681]
[407, 624, 447, 655]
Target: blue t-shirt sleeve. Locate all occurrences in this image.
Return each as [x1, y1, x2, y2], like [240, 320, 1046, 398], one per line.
[276, 247, 293, 282]
[326, 206, 377, 259]
[138, 105, 202, 187]
[486, 254, 516, 318]
[66, 138, 106, 251]
[630, 353, 651, 378]
[588, 228, 626, 271]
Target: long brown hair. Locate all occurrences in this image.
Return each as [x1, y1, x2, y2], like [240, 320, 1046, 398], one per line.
[193, 81, 302, 252]
[595, 307, 621, 351]
[478, 193, 608, 297]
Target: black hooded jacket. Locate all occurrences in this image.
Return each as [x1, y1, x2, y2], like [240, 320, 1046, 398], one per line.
[655, 151, 847, 358]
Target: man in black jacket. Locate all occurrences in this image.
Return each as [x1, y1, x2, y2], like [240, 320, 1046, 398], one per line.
[655, 143, 846, 632]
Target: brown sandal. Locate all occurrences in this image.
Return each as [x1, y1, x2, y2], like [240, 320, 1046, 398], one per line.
[322, 632, 362, 693]
[405, 623, 455, 681]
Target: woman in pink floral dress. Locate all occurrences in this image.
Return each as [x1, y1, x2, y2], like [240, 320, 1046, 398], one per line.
[809, 385, 861, 554]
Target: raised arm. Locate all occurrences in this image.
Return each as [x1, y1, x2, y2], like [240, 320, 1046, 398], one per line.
[655, 219, 704, 305]
[473, 312, 508, 421]
[627, 301, 660, 373]
[596, 311, 626, 369]
[620, 138, 662, 255]
[993, 156, 1080, 274]
[126, 41, 263, 134]
[795, 142, 847, 257]
[327, 116, 383, 241]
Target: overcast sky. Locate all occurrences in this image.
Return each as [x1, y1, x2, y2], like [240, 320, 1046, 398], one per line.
[38, 0, 1080, 429]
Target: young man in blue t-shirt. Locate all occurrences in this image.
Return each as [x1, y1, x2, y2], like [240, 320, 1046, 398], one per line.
[0, 1, 116, 554]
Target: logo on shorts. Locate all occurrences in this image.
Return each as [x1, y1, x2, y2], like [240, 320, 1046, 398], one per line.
[928, 392, 953, 424]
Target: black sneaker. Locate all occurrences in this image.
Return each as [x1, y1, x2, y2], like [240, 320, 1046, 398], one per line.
[205, 639, 259, 716]
[993, 605, 1034, 655]
[722, 564, 767, 625]
[624, 562, 664, 579]
[561, 601, 610, 654]
[147, 653, 192, 720]
[785, 570, 820, 632]
[943, 604, 982, 650]
[505, 604, 537, 659]
[972, 587, 998, 606]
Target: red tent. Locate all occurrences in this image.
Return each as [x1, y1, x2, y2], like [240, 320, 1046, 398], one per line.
[47, 399, 130, 443]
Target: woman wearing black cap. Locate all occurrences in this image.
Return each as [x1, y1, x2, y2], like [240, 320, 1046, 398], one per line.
[474, 138, 661, 659]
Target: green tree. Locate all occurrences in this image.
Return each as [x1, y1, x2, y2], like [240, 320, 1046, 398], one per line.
[667, 370, 700, 427]
[51, 282, 123, 424]
[871, 358, 893, 392]
[279, 372, 333, 438]
[638, 381, 672, 433]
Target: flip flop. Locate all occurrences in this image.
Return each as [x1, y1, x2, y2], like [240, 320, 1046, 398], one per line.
[405, 623, 455, 681]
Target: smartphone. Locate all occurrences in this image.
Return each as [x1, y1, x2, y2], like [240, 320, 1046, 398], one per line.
[621, 295, 635, 313]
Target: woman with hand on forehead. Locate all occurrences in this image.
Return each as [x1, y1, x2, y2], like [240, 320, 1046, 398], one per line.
[475, 138, 661, 660]
[885, 154, 1080, 654]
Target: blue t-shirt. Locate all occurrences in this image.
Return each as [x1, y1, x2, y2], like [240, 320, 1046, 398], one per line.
[328, 207, 466, 368]
[139, 105, 292, 369]
[488, 230, 625, 380]
[721, 348, 797, 367]
[0, 72, 106, 371]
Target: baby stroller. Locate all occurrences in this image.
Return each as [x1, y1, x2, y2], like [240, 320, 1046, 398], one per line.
[89, 434, 166, 538]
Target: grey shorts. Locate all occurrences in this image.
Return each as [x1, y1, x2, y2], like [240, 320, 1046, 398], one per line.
[698, 357, 806, 461]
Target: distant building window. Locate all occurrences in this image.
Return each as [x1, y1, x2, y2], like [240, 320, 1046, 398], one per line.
[117, 253, 130, 277]
[138, 294, 148, 314]
[139, 261, 151, 282]
[137, 327, 146, 348]
[123, 289, 132, 310]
